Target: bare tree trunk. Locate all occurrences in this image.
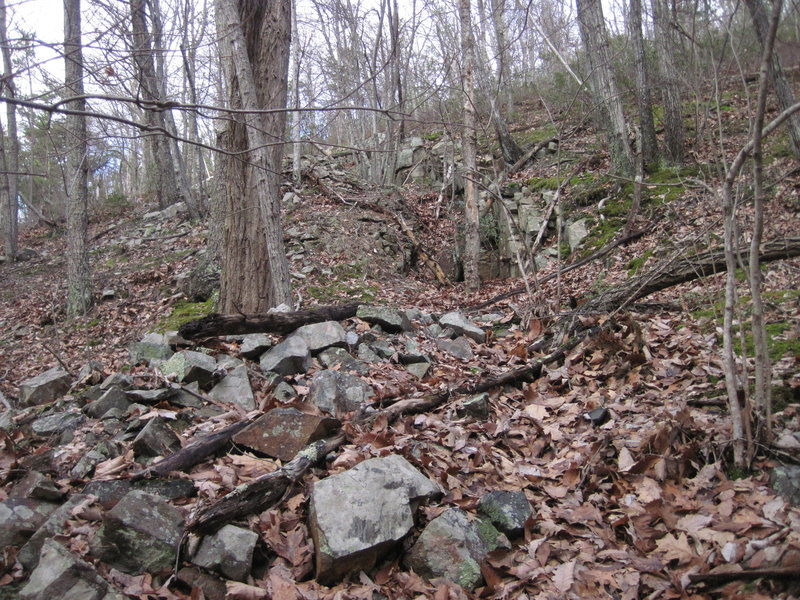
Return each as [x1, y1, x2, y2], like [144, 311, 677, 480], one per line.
[129, 0, 180, 209]
[576, 0, 634, 175]
[216, 0, 292, 313]
[290, 0, 302, 183]
[64, 0, 92, 317]
[744, 0, 800, 158]
[0, 0, 18, 260]
[652, 0, 684, 164]
[628, 0, 658, 166]
[460, 0, 480, 292]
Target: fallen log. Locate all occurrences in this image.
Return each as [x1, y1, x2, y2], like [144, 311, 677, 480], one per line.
[578, 236, 800, 315]
[185, 433, 346, 534]
[130, 417, 256, 480]
[179, 302, 362, 339]
[688, 566, 800, 586]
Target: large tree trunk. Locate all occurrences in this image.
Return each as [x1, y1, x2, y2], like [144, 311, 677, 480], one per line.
[216, 0, 292, 313]
[460, 0, 480, 292]
[64, 0, 92, 316]
[628, 0, 658, 166]
[576, 0, 634, 175]
[744, 0, 800, 159]
[652, 0, 684, 164]
[0, 0, 18, 261]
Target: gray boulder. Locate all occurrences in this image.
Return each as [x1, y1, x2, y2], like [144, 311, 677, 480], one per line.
[192, 524, 258, 581]
[84, 387, 131, 419]
[19, 367, 71, 406]
[19, 539, 119, 600]
[566, 218, 589, 251]
[404, 362, 431, 379]
[10, 472, 63, 502]
[19, 495, 92, 570]
[308, 370, 375, 417]
[161, 350, 216, 387]
[436, 337, 474, 361]
[128, 333, 173, 366]
[438, 312, 486, 343]
[31, 410, 85, 436]
[240, 333, 272, 359]
[260, 337, 312, 376]
[478, 490, 532, 536]
[90, 490, 185, 574]
[405, 508, 506, 589]
[208, 365, 255, 411]
[309, 454, 441, 584]
[319, 347, 368, 375]
[289, 321, 348, 354]
[770, 465, 800, 505]
[356, 306, 412, 333]
[0, 498, 58, 548]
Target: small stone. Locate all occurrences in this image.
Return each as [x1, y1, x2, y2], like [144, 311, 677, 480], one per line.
[458, 393, 490, 419]
[128, 333, 173, 366]
[161, 350, 216, 387]
[585, 407, 610, 426]
[125, 387, 176, 404]
[319, 347, 368, 374]
[19, 539, 114, 600]
[308, 370, 374, 417]
[0, 498, 58, 547]
[192, 524, 259, 581]
[84, 387, 131, 419]
[272, 381, 298, 403]
[436, 337, 474, 361]
[31, 411, 85, 436]
[233, 408, 340, 461]
[9, 472, 64, 502]
[208, 365, 255, 411]
[405, 362, 430, 379]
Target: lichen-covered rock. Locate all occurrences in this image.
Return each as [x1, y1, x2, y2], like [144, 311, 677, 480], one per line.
[128, 333, 173, 366]
[770, 465, 800, 505]
[309, 454, 441, 584]
[19, 367, 71, 406]
[90, 490, 185, 574]
[0, 498, 58, 548]
[308, 370, 374, 417]
[239, 333, 272, 359]
[31, 410, 85, 436]
[9, 472, 64, 502]
[132, 417, 182, 458]
[478, 490, 532, 536]
[161, 350, 216, 387]
[405, 508, 506, 589]
[83, 387, 131, 419]
[18, 495, 92, 570]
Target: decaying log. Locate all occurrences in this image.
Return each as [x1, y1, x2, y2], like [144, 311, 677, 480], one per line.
[508, 137, 559, 173]
[179, 302, 362, 339]
[186, 433, 346, 534]
[131, 418, 256, 480]
[578, 236, 800, 315]
[688, 566, 800, 585]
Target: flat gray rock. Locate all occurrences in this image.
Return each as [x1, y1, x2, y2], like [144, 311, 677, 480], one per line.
[435, 336, 474, 361]
[19, 367, 72, 406]
[260, 337, 312, 376]
[438, 312, 485, 343]
[356, 306, 412, 333]
[239, 333, 272, 359]
[0, 498, 58, 548]
[31, 410, 85, 436]
[84, 387, 131, 419]
[289, 321, 348, 355]
[18, 495, 92, 571]
[9, 472, 64, 502]
[309, 454, 441, 584]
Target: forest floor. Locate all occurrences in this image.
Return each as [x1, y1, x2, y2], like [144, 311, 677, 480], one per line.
[1, 83, 800, 599]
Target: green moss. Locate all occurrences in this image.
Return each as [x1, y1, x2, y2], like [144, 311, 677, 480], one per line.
[518, 123, 557, 146]
[307, 281, 378, 303]
[423, 130, 443, 141]
[155, 298, 215, 333]
[527, 176, 560, 191]
[627, 250, 654, 276]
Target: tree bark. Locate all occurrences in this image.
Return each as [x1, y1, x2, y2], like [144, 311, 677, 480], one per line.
[744, 0, 800, 158]
[628, 0, 658, 166]
[576, 0, 634, 175]
[216, 0, 292, 313]
[652, 0, 684, 164]
[64, 0, 92, 317]
[0, 0, 19, 261]
[460, 0, 480, 292]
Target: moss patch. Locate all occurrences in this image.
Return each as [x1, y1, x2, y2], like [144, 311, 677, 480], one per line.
[307, 281, 379, 304]
[627, 250, 654, 276]
[155, 298, 215, 333]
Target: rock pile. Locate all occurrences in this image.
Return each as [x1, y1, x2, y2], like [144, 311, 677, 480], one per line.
[1, 305, 535, 597]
